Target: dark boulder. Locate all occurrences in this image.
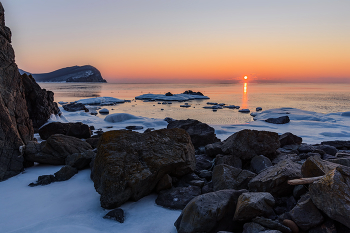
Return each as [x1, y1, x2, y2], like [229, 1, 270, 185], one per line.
[92, 129, 195, 209]
[279, 133, 302, 147]
[29, 175, 56, 187]
[155, 174, 172, 193]
[25, 134, 92, 165]
[167, 119, 220, 148]
[221, 130, 280, 160]
[54, 165, 78, 181]
[314, 144, 338, 156]
[265, 116, 290, 124]
[250, 155, 272, 174]
[301, 155, 339, 178]
[321, 140, 350, 150]
[39, 122, 91, 140]
[156, 186, 201, 210]
[195, 154, 214, 172]
[0, 3, 34, 181]
[65, 150, 96, 170]
[62, 102, 88, 112]
[215, 154, 242, 169]
[252, 217, 291, 233]
[205, 142, 223, 158]
[174, 189, 247, 233]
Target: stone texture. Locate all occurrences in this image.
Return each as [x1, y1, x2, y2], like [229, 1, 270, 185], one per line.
[289, 194, 324, 231]
[62, 102, 88, 112]
[155, 174, 172, 193]
[328, 157, 350, 167]
[250, 155, 272, 174]
[279, 132, 302, 148]
[265, 116, 290, 124]
[243, 222, 266, 233]
[301, 155, 339, 178]
[215, 154, 242, 169]
[156, 186, 201, 210]
[205, 142, 223, 158]
[321, 140, 350, 150]
[213, 164, 256, 191]
[103, 208, 124, 223]
[221, 130, 280, 160]
[174, 189, 247, 233]
[248, 159, 302, 196]
[25, 134, 92, 165]
[315, 145, 338, 156]
[308, 219, 336, 233]
[234, 192, 275, 221]
[0, 3, 34, 181]
[65, 150, 95, 170]
[39, 122, 91, 140]
[93, 129, 195, 209]
[282, 220, 299, 233]
[309, 166, 350, 228]
[195, 154, 213, 172]
[21, 73, 59, 130]
[54, 165, 78, 181]
[167, 119, 220, 148]
[252, 217, 292, 233]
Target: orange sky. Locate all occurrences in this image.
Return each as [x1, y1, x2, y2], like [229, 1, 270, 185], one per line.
[2, 0, 350, 83]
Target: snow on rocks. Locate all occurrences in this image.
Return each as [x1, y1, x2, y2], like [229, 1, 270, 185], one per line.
[58, 101, 68, 105]
[99, 108, 109, 114]
[104, 113, 142, 123]
[136, 93, 209, 101]
[76, 97, 126, 105]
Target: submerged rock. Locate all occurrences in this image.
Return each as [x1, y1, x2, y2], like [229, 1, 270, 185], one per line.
[265, 116, 290, 124]
[92, 129, 195, 209]
[62, 102, 88, 112]
[103, 208, 125, 223]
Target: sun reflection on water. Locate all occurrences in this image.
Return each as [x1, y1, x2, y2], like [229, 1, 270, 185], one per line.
[242, 82, 248, 109]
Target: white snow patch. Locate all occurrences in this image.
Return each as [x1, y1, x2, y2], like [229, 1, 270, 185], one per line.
[77, 97, 125, 105]
[135, 93, 209, 101]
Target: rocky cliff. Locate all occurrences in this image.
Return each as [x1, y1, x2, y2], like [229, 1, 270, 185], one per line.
[0, 3, 59, 181]
[0, 3, 34, 181]
[20, 65, 107, 83]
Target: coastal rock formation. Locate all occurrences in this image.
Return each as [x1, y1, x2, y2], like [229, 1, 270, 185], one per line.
[221, 129, 280, 160]
[167, 119, 220, 148]
[21, 73, 59, 130]
[92, 129, 195, 209]
[0, 3, 34, 181]
[20, 65, 107, 83]
[39, 122, 91, 140]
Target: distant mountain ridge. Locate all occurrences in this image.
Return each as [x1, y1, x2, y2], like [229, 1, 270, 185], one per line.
[19, 65, 107, 83]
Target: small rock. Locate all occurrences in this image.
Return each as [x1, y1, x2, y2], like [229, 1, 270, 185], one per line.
[243, 222, 266, 233]
[156, 186, 201, 210]
[282, 219, 299, 233]
[198, 170, 212, 180]
[63, 102, 88, 112]
[239, 109, 250, 113]
[54, 165, 78, 181]
[250, 155, 272, 174]
[256, 107, 262, 111]
[29, 175, 56, 187]
[103, 208, 125, 223]
[279, 133, 302, 147]
[265, 116, 290, 124]
[125, 126, 143, 130]
[253, 217, 292, 233]
[99, 108, 109, 114]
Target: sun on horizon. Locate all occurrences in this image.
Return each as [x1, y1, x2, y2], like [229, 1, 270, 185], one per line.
[244, 76, 248, 80]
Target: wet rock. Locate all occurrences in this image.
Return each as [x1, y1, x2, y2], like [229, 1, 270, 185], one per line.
[250, 155, 272, 174]
[216, 154, 242, 169]
[234, 192, 275, 221]
[65, 150, 96, 170]
[301, 155, 339, 178]
[156, 186, 201, 210]
[29, 175, 56, 187]
[321, 140, 350, 150]
[167, 119, 220, 148]
[221, 130, 280, 160]
[279, 133, 302, 148]
[62, 102, 88, 112]
[272, 154, 300, 165]
[213, 164, 256, 191]
[174, 189, 247, 233]
[265, 116, 290, 124]
[309, 166, 350, 228]
[103, 208, 124, 223]
[289, 194, 324, 231]
[39, 122, 91, 140]
[54, 165, 78, 181]
[92, 129, 195, 209]
[155, 174, 172, 193]
[248, 159, 302, 197]
[205, 142, 223, 158]
[252, 217, 292, 233]
[25, 134, 92, 165]
[243, 222, 266, 233]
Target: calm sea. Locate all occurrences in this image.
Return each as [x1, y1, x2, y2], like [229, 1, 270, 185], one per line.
[38, 83, 350, 125]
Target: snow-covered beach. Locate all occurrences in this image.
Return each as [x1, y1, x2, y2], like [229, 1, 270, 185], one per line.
[2, 98, 350, 232]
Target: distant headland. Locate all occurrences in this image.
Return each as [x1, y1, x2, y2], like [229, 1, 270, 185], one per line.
[19, 65, 107, 83]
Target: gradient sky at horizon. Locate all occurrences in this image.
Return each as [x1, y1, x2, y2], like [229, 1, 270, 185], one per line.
[2, 0, 350, 83]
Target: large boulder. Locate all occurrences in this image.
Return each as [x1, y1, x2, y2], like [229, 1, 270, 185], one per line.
[212, 164, 256, 191]
[289, 194, 324, 231]
[321, 140, 350, 150]
[24, 134, 92, 165]
[0, 4, 34, 181]
[92, 129, 195, 209]
[309, 166, 350, 228]
[234, 192, 275, 221]
[65, 150, 96, 170]
[39, 122, 91, 140]
[221, 130, 280, 160]
[174, 189, 247, 233]
[21, 73, 59, 131]
[248, 159, 302, 196]
[167, 119, 220, 147]
[279, 132, 302, 147]
[301, 155, 339, 178]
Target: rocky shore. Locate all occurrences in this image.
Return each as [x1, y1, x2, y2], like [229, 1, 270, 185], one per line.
[1, 3, 350, 233]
